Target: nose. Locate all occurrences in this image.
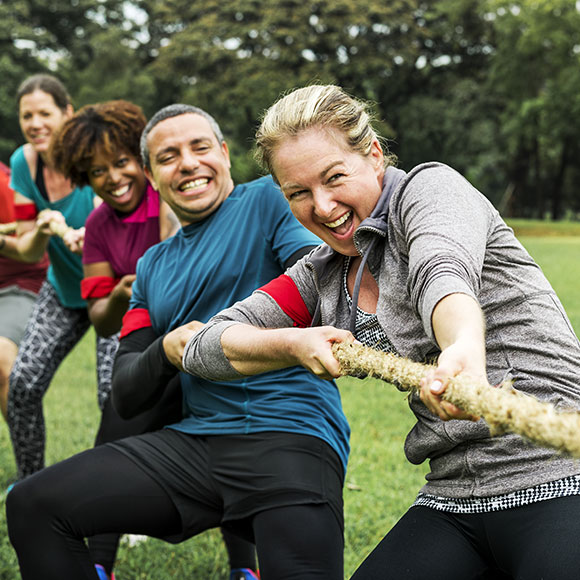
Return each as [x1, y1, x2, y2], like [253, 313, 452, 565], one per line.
[179, 149, 200, 173]
[108, 166, 123, 184]
[312, 189, 336, 220]
[29, 114, 43, 129]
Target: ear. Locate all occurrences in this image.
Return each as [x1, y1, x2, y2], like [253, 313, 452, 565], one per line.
[369, 138, 385, 172]
[144, 166, 159, 191]
[64, 104, 74, 120]
[221, 140, 231, 169]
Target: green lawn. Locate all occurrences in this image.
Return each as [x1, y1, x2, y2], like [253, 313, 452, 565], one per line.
[0, 228, 578, 579]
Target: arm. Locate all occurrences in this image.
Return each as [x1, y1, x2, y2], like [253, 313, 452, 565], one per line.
[83, 261, 136, 337]
[220, 324, 353, 379]
[112, 325, 180, 419]
[419, 292, 486, 421]
[0, 193, 53, 262]
[178, 278, 353, 381]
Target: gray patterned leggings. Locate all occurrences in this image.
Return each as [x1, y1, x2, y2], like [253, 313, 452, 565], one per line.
[7, 281, 118, 480]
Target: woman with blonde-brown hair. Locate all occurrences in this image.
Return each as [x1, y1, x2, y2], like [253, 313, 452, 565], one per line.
[179, 84, 580, 580]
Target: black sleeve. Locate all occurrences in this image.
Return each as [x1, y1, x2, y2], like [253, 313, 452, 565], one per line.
[283, 245, 318, 270]
[111, 326, 180, 419]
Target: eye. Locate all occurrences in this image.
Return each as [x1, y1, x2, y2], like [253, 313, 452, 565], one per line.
[287, 190, 307, 201]
[116, 157, 130, 168]
[328, 172, 345, 183]
[90, 168, 105, 178]
[157, 154, 175, 165]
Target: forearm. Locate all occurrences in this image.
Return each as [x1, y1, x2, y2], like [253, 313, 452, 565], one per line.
[431, 292, 486, 375]
[112, 328, 180, 418]
[222, 324, 303, 375]
[0, 228, 48, 262]
[88, 295, 131, 338]
[183, 320, 353, 381]
[420, 293, 487, 421]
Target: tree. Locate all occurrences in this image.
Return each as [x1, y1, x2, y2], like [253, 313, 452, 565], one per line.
[138, 0, 425, 180]
[488, 0, 580, 218]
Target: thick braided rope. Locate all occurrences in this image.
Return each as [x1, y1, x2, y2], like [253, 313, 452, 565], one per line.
[48, 220, 72, 238]
[332, 341, 580, 458]
[0, 222, 16, 235]
[0, 219, 71, 238]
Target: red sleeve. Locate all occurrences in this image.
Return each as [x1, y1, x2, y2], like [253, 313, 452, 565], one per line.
[14, 203, 38, 221]
[120, 308, 153, 339]
[81, 276, 121, 299]
[258, 274, 313, 328]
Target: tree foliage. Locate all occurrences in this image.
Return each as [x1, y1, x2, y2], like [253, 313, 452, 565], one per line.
[2, 0, 580, 218]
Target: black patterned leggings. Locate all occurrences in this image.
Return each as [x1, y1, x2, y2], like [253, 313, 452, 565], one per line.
[7, 281, 118, 480]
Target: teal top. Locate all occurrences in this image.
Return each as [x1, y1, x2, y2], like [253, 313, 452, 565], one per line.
[10, 145, 96, 308]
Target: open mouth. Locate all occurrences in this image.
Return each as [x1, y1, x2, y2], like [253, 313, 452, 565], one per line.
[179, 178, 210, 193]
[325, 211, 352, 229]
[110, 184, 131, 198]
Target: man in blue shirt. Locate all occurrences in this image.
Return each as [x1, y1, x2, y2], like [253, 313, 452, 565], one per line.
[7, 104, 350, 580]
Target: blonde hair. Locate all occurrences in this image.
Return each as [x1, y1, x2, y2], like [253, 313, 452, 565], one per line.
[255, 85, 395, 178]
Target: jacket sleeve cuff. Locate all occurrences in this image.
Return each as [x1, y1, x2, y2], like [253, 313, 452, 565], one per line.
[182, 320, 246, 380]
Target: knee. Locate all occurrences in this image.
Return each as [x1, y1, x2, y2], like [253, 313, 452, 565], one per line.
[6, 480, 38, 545]
[6, 476, 58, 542]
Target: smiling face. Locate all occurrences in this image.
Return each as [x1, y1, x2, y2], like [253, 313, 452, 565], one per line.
[19, 89, 72, 154]
[88, 148, 147, 214]
[144, 113, 234, 226]
[272, 127, 385, 256]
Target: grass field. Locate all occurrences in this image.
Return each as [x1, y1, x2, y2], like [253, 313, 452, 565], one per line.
[0, 223, 579, 578]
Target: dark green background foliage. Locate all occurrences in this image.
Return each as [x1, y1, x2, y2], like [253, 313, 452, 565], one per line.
[2, 0, 580, 218]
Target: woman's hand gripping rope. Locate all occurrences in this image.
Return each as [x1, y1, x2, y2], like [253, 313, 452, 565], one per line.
[332, 341, 580, 459]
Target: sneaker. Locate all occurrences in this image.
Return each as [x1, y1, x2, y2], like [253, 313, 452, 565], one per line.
[95, 564, 116, 580]
[229, 569, 260, 580]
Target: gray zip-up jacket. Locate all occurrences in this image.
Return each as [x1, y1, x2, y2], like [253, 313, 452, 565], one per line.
[184, 162, 580, 499]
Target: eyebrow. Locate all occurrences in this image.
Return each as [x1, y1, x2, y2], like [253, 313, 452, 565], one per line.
[281, 160, 344, 191]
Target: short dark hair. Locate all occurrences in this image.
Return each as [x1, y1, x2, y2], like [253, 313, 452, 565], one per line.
[140, 104, 224, 171]
[50, 100, 147, 186]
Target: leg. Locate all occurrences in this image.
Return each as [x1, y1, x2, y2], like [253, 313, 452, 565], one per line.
[89, 370, 183, 576]
[221, 527, 258, 578]
[6, 445, 182, 580]
[488, 495, 580, 580]
[350, 506, 490, 580]
[95, 334, 120, 411]
[253, 503, 344, 580]
[0, 336, 18, 421]
[7, 282, 90, 479]
[0, 287, 38, 422]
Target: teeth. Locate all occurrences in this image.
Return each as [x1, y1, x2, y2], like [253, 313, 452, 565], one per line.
[111, 184, 130, 198]
[180, 178, 209, 191]
[325, 211, 351, 228]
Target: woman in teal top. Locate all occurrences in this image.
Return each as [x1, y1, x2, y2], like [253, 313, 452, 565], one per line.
[4, 74, 119, 485]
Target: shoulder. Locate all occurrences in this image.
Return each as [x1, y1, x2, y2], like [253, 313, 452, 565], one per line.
[9, 146, 30, 174]
[403, 162, 473, 193]
[234, 175, 278, 199]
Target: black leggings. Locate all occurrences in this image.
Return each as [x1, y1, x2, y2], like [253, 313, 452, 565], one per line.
[89, 389, 256, 575]
[7, 445, 343, 579]
[350, 499, 580, 580]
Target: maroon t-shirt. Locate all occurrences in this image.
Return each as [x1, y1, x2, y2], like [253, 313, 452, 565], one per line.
[82, 182, 161, 278]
